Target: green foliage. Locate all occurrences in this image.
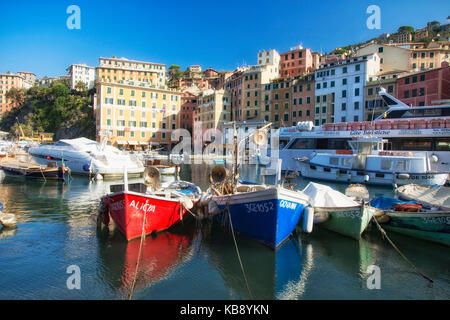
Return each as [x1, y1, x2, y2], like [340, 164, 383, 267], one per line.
[398, 25, 414, 34]
[0, 81, 95, 140]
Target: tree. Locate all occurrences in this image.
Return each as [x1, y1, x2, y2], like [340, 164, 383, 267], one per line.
[74, 80, 87, 92]
[398, 26, 414, 34]
[5, 87, 25, 107]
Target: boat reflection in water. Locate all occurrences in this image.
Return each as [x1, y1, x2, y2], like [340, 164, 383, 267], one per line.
[96, 220, 197, 298]
[201, 222, 313, 299]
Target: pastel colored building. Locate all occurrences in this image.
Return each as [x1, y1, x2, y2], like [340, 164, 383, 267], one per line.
[279, 45, 320, 78]
[97, 56, 166, 87]
[0, 72, 24, 117]
[68, 64, 96, 90]
[397, 63, 450, 106]
[95, 80, 181, 150]
[356, 43, 410, 73]
[196, 89, 230, 142]
[315, 54, 381, 124]
[409, 41, 450, 71]
[17, 71, 36, 89]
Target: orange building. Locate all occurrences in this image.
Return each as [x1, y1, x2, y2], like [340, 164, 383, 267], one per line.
[0, 73, 24, 117]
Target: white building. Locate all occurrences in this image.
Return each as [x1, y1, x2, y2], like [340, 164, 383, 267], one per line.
[68, 64, 96, 90]
[315, 54, 381, 124]
[257, 49, 280, 70]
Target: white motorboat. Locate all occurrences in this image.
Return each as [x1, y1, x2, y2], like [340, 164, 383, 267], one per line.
[278, 88, 450, 173]
[29, 137, 144, 179]
[296, 137, 448, 186]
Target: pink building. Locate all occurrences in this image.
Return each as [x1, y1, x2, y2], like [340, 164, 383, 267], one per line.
[279, 45, 320, 78]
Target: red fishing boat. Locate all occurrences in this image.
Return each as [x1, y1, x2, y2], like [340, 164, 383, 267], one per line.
[99, 178, 202, 241]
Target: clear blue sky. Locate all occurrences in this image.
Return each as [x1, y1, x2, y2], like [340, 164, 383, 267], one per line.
[0, 0, 448, 78]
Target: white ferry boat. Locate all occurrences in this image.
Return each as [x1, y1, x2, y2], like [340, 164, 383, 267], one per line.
[278, 88, 450, 173]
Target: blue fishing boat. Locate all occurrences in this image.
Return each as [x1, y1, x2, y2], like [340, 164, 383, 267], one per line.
[209, 122, 311, 249]
[211, 182, 310, 249]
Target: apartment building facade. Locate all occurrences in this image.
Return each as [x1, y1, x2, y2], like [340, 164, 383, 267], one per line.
[68, 64, 96, 90]
[409, 41, 450, 70]
[196, 89, 230, 143]
[315, 54, 381, 124]
[95, 80, 181, 150]
[0, 73, 24, 117]
[279, 45, 320, 78]
[397, 63, 450, 106]
[17, 72, 36, 89]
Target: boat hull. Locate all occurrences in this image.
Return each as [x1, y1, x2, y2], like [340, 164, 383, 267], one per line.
[212, 188, 309, 249]
[102, 191, 189, 241]
[313, 205, 376, 240]
[383, 211, 450, 247]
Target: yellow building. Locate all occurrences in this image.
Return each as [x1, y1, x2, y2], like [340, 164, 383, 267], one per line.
[95, 80, 181, 151]
[96, 56, 166, 87]
[196, 89, 230, 142]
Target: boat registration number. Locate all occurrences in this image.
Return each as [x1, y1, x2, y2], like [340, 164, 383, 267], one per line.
[244, 201, 274, 213]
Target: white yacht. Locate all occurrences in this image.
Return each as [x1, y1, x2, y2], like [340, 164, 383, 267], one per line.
[29, 137, 145, 179]
[278, 88, 450, 173]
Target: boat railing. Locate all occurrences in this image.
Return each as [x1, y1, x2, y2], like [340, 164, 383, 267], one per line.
[321, 118, 450, 132]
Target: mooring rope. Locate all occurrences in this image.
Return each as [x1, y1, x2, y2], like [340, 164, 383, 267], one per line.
[372, 216, 434, 284]
[225, 203, 254, 300]
[128, 212, 147, 300]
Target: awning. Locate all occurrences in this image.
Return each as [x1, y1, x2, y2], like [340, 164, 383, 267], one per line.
[139, 142, 149, 145]
[116, 141, 127, 145]
[128, 141, 139, 145]
[149, 142, 160, 146]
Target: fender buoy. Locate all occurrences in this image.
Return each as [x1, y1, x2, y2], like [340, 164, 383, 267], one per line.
[395, 203, 422, 212]
[302, 206, 314, 234]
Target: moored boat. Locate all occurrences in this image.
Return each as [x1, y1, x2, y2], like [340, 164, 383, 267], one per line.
[211, 182, 310, 249]
[99, 167, 202, 241]
[302, 182, 379, 240]
[0, 158, 68, 181]
[370, 194, 450, 247]
[296, 137, 448, 186]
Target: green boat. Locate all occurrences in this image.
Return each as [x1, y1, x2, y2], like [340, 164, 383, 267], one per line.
[302, 182, 380, 240]
[381, 211, 450, 247]
[370, 195, 450, 247]
[313, 205, 378, 240]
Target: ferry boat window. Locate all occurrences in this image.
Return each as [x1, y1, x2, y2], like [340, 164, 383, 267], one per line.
[316, 139, 328, 149]
[395, 160, 410, 172]
[328, 138, 350, 150]
[329, 157, 339, 166]
[435, 138, 450, 151]
[399, 138, 433, 151]
[287, 138, 315, 149]
[341, 158, 352, 168]
[381, 159, 393, 170]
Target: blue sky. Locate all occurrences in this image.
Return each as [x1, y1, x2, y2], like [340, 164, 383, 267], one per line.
[0, 0, 448, 78]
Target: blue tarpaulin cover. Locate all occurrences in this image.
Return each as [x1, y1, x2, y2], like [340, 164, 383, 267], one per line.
[369, 195, 418, 210]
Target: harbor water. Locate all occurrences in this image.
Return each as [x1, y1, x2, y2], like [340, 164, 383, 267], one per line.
[0, 163, 449, 300]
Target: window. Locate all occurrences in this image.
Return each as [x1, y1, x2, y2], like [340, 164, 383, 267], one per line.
[354, 101, 359, 110]
[404, 90, 409, 98]
[368, 88, 373, 95]
[355, 88, 360, 96]
[343, 67, 347, 73]
[378, 47, 384, 53]
[342, 103, 346, 111]
[355, 76, 360, 83]
[342, 90, 347, 98]
[355, 64, 360, 71]
[342, 78, 347, 85]
[331, 81, 335, 87]
[420, 74, 425, 81]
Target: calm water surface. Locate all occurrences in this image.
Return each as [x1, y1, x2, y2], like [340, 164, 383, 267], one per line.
[0, 163, 449, 300]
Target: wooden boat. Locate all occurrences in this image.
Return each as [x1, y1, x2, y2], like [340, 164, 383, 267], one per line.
[396, 184, 450, 211]
[302, 182, 380, 240]
[0, 158, 67, 181]
[99, 167, 201, 241]
[370, 195, 450, 247]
